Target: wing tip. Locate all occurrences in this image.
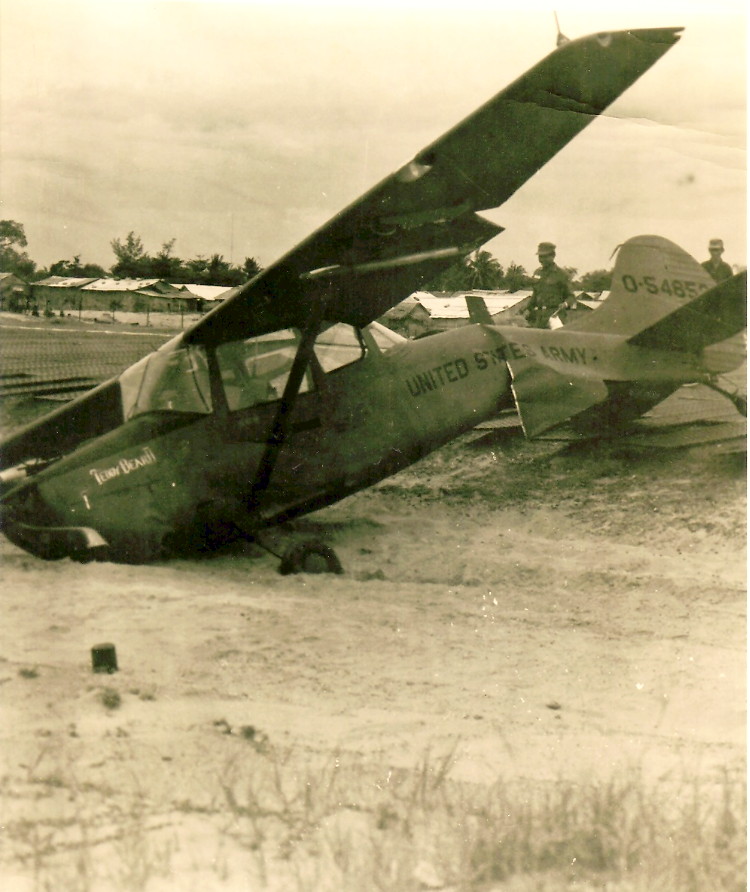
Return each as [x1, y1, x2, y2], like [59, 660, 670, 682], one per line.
[566, 26, 683, 52]
[627, 26, 684, 45]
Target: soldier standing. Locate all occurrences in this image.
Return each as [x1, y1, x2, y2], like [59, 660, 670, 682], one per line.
[701, 239, 733, 283]
[526, 242, 576, 328]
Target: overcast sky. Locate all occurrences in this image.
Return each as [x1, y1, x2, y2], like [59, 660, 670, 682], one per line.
[0, 0, 746, 279]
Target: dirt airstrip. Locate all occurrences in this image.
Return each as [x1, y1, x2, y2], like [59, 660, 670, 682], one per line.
[1, 427, 746, 889]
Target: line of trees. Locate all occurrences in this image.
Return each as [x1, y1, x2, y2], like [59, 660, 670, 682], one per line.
[0, 220, 613, 291]
[107, 233, 262, 285]
[0, 222, 262, 287]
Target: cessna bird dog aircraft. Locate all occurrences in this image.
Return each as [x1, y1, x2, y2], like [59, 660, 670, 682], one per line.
[1, 27, 746, 568]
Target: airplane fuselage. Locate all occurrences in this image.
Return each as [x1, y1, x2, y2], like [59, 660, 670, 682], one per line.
[0, 318, 728, 563]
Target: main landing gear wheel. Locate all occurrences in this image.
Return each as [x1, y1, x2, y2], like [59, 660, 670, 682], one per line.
[279, 539, 344, 575]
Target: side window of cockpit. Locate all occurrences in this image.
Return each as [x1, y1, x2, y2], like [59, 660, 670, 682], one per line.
[120, 345, 212, 418]
[216, 329, 313, 412]
[314, 323, 365, 373]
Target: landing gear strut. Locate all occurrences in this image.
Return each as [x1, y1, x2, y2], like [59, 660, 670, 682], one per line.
[705, 378, 747, 417]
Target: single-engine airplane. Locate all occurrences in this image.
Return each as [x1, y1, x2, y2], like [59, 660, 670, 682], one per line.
[1, 26, 746, 569]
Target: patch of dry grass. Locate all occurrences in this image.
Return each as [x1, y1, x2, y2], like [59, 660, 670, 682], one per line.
[3, 744, 744, 891]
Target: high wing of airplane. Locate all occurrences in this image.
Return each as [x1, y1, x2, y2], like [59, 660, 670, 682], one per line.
[3, 25, 742, 571]
[186, 27, 685, 342]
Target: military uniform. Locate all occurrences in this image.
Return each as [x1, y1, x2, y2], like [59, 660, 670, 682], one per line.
[701, 258, 733, 284]
[526, 243, 574, 328]
[701, 239, 733, 284]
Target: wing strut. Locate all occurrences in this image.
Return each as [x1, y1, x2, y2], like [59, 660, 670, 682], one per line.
[245, 296, 327, 512]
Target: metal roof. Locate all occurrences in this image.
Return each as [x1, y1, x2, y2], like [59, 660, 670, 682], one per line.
[35, 276, 99, 288]
[176, 284, 234, 301]
[409, 289, 608, 319]
[33, 277, 175, 291]
[411, 290, 532, 319]
[82, 278, 166, 292]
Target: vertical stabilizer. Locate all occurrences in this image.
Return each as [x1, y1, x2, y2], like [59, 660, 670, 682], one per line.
[569, 235, 715, 337]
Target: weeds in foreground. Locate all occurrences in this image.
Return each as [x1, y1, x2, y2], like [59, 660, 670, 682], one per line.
[218, 745, 745, 891]
[2, 744, 745, 891]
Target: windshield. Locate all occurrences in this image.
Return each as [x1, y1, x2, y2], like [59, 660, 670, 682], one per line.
[120, 344, 212, 418]
[118, 323, 371, 419]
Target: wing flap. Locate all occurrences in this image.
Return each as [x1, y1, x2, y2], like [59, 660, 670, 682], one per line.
[187, 212, 502, 344]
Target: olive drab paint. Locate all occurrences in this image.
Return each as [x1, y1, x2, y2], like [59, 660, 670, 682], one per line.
[2, 29, 743, 566]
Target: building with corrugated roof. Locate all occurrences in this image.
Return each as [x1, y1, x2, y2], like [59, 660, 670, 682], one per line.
[413, 290, 533, 329]
[31, 277, 192, 316]
[380, 290, 532, 336]
[380, 289, 606, 335]
[176, 283, 234, 303]
[0, 272, 30, 312]
[377, 295, 432, 337]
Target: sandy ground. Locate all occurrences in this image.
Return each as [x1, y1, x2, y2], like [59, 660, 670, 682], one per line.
[0, 419, 746, 889]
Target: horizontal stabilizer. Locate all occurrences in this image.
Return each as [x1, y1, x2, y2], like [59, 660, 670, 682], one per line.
[628, 271, 747, 353]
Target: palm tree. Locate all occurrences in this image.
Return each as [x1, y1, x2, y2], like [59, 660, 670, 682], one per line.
[503, 262, 529, 292]
[465, 250, 504, 289]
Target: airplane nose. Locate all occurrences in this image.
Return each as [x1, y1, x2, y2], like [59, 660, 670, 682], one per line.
[0, 479, 108, 561]
[1, 479, 51, 549]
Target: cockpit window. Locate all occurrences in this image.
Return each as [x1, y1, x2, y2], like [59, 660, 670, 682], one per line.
[216, 329, 313, 412]
[120, 344, 212, 418]
[314, 323, 365, 372]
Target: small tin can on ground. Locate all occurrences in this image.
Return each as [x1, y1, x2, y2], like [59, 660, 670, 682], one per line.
[91, 643, 118, 673]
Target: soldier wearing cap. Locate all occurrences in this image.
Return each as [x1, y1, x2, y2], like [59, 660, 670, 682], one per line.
[701, 239, 733, 283]
[525, 242, 576, 328]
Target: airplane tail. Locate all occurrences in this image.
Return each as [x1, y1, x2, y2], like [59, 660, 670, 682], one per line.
[506, 235, 746, 439]
[568, 234, 744, 346]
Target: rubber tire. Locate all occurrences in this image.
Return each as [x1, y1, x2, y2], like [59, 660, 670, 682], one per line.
[279, 540, 344, 575]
